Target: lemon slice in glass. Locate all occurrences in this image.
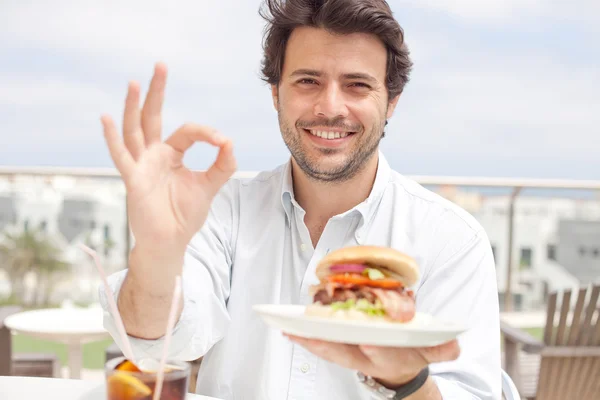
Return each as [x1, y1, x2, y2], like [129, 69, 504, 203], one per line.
[107, 371, 152, 399]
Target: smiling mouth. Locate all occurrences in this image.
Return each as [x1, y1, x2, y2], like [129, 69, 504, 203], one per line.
[304, 129, 356, 140]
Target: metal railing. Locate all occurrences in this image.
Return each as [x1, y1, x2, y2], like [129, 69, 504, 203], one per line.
[2, 166, 600, 311]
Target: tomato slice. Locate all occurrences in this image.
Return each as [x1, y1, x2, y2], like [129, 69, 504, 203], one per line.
[327, 273, 403, 289]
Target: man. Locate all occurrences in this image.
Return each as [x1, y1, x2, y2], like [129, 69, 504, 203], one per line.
[99, 0, 501, 399]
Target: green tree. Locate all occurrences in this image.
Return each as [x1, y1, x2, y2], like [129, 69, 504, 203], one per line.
[0, 228, 70, 307]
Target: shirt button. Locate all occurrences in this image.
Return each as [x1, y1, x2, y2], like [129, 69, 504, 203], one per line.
[300, 243, 307, 251]
[300, 363, 310, 373]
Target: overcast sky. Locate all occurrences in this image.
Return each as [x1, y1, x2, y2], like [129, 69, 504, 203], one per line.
[1, 0, 598, 179]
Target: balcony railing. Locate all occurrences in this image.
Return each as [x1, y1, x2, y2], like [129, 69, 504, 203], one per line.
[1, 166, 599, 312]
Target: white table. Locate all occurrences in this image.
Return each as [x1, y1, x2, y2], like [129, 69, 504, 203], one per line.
[3, 307, 110, 379]
[0, 376, 221, 399]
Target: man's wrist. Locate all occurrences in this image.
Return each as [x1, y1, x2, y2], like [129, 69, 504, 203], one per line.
[130, 243, 185, 267]
[128, 245, 184, 291]
[374, 370, 421, 389]
[358, 366, 431, 399]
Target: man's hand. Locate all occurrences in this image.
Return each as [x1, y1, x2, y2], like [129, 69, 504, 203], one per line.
[102, 62, 237, 259]
[285, 334, 460, 393]
[101, 62, 237, 339]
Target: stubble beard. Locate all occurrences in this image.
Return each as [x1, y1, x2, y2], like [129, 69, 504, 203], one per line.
[277, 110, 385, 184]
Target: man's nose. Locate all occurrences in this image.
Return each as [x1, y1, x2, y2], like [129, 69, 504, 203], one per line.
[313, 84, 349, 119]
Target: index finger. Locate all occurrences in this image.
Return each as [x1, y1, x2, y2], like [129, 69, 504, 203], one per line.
[164, 123, 227, 154]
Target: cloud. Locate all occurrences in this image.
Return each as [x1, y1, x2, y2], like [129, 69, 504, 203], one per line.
[0, 0, 598, 180]
[385, 56, 599, 166]
[0, 0, 266, 82]
[0, 77, 115, 108]
[398, 0, 600, 27]
[401, 0, 543, 21]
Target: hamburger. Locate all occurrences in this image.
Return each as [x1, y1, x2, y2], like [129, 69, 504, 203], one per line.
[305, 245, 418, 323]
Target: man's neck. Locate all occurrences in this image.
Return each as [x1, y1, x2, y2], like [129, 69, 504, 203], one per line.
[292, 153, 380, 223]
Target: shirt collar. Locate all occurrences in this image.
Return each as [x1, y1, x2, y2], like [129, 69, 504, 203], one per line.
[280, 150, 391, 234]
[281, 159, 295, 222]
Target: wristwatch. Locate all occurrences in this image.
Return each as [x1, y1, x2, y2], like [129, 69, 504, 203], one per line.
[357, 366, 430, 399]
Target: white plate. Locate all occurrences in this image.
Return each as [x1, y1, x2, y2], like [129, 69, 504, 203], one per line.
[253, 304, 467, 347]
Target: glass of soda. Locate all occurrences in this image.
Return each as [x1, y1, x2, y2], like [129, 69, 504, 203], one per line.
[105, 356, 190, 400]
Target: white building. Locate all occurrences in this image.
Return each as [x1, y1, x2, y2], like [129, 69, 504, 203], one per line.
[2, 174, 598, 310]
[0, 175, 128, 304]
[442, 189, 599, 310]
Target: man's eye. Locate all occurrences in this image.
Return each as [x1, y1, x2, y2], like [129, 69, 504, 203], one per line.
[350, 82, 371, 89]
[298, 78, 317, 85]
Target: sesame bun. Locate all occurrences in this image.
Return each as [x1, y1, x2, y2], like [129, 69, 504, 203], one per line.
[315, 245, 419, 287]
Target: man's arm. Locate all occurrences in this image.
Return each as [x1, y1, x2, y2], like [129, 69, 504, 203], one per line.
[373, 227, 501, 400]
[99, 185, 237, 361]
[117, 245, 186, 340]
[416, 229, 502, 399]
[287, 226, 501, 399]
[406, 378, 443, 400]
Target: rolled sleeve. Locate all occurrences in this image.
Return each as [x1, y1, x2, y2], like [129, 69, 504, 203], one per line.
[99, 267, 207, 361]
[417, 229, 502, 400]
[99, 181, 238, 362]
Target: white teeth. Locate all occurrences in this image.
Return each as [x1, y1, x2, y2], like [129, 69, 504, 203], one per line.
[309, 130, 350, 139]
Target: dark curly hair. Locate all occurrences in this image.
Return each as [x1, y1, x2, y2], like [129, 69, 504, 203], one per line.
[259, 0, 413, 99]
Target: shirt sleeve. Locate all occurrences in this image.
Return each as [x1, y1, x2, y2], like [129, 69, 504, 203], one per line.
[98, 182, 238, 362]
[416, 229, 502, 400]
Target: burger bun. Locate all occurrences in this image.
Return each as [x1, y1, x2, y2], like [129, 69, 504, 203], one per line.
[315, 245, 419, 287]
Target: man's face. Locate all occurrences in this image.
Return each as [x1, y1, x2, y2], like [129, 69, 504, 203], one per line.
[273, 26, 399, 183]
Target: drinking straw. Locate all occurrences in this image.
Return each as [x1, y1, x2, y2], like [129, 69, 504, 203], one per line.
[79, 244, 137, 364]
[153, 275, 182, 400]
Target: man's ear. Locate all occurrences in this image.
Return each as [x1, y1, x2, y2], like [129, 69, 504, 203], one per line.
[271, 84, 279, 111]
[386, 94, 401, 119]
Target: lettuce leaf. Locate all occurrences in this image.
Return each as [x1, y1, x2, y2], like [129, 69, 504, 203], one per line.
[362, 268, 385, 280]
[329, 298, 386, 316]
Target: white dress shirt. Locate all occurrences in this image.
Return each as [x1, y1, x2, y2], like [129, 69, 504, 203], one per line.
[100, 151, 501, 400]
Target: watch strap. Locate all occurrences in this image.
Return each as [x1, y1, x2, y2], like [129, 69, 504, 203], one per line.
[357, 366, 430, 399]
